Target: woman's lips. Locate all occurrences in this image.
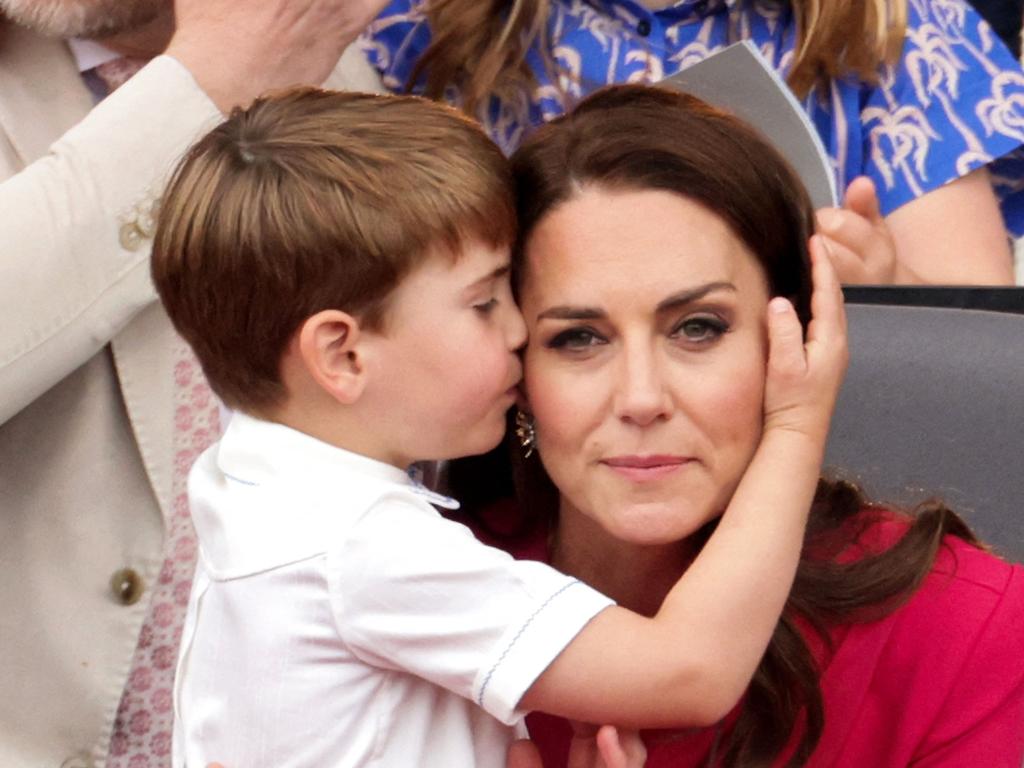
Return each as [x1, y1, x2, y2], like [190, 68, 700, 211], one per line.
[601, 455, 694, 481]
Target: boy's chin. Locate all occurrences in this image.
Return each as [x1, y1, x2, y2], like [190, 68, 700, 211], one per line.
[447, 422, 507, 461]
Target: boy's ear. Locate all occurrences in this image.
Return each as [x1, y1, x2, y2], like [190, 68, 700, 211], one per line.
[297, 310, 369, 405]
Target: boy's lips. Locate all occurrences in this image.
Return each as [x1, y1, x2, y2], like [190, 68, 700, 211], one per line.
[505, 367, 524, 399]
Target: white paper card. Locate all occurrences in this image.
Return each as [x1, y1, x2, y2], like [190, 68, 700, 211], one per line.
[659, 40, 838, 208]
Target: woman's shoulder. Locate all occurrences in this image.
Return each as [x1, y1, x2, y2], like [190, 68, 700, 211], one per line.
[814, 512, 1024, 764]
[836, 510, 1023, 640]
[891, 528, 1024, 669]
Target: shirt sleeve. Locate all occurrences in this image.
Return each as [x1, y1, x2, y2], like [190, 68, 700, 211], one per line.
[359, 0, 433, 95]
[855, 0, 1024, 221]
[326, 491, 614, 725]
[0, 55, 221, 425]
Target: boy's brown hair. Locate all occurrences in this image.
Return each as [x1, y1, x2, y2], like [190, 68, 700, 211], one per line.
[152, 87, 515, 414]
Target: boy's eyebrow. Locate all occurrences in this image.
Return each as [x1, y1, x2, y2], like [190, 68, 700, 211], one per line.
[537, 281, 736, 322]
[467, 264, 511, 289]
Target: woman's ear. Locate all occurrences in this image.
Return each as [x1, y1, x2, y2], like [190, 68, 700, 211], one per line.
[297, 310, 368, 405]
[515, 386, 531, 414]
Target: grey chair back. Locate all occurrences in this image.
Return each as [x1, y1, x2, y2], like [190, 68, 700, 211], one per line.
[824, 304, 1024, 563]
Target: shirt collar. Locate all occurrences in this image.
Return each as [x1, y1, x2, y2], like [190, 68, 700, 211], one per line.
[217, 411, 413, 490]
[66, 37, 121, 72]
[594, 0, 732, 19]
[191, 413, 456, 578]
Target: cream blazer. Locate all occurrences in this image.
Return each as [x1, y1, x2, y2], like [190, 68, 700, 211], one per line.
[0, 24, 382, 767]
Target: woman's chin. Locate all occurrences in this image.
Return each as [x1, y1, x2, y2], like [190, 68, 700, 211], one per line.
[597, 500, 717, 548]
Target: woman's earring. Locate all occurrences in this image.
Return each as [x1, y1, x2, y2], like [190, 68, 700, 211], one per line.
[514, 409, 536, 458]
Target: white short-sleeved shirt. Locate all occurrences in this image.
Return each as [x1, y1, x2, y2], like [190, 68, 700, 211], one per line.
[172, 413, 613, 768]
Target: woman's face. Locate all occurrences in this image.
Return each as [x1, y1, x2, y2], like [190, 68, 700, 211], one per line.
[519, 186, 771, 547]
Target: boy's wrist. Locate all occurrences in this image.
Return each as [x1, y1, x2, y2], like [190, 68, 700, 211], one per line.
[756, 425, 827, 467]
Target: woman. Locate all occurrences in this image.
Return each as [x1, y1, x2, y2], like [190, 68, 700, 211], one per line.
[362, 0, 1022, 284]
[449, 85, 1024, 766]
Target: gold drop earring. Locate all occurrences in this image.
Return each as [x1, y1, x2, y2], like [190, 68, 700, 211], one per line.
[514, 409, 536, 458]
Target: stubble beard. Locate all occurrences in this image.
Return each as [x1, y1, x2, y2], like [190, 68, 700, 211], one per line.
[0, 0, 167, 39]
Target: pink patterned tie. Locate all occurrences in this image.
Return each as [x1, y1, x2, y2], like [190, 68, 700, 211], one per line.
[94, 56, 149, 93]
[95, 58, 221, 768]
[106, 344, 220, 767]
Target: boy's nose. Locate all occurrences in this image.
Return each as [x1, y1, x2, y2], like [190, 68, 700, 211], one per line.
[505, 303, 528, 351]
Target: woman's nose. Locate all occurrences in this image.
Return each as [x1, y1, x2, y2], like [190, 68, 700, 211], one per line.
[613, 345, 671, 426]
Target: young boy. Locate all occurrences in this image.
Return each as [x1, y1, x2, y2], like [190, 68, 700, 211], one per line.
[153, 88, 844, 767]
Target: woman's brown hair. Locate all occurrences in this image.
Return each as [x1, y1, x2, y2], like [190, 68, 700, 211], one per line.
[409, 0, 906, 114]
[448, 84, 976, 766]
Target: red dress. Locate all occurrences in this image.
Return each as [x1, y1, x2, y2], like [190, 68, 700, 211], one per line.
[498, 512, 1024, 767]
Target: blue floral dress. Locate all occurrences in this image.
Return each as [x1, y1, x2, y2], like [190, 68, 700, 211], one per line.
[362, 0, 1024, 235]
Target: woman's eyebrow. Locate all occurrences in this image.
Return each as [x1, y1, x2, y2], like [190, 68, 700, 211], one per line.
[656, 281, 736, 313]
[536, 306, 606, 322]
[536, 282, 736, 322]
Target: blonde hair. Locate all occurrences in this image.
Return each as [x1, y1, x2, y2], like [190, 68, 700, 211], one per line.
[411, 0, 906, 107]
[787, 0, 907, 97]
[152, 88, 515, 413]
[410, 0, 551, 115]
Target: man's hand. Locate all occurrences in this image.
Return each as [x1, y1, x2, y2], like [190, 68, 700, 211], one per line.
[166, 0, 391, 112]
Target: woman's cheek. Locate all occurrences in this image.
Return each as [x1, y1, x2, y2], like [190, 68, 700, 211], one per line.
[708, 362, 766, 455]
[527, 367, 594, 452]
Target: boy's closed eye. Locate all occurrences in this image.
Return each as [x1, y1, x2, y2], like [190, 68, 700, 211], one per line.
[473, 297, 500, 314]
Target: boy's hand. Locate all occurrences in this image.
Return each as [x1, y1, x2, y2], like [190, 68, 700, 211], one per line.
[762, 237, 848, 447]
[815, 176, 918, 284]
[507, 723, 647, 768]
[568, 723, 647, 768]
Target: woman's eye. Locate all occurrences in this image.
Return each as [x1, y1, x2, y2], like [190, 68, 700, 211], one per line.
[473, 297, 498, 315]
[672, 315, 728, 343]
[546, 327, 606, 350]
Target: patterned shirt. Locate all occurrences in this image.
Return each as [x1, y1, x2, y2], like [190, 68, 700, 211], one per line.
[362, 0, 1024, 235]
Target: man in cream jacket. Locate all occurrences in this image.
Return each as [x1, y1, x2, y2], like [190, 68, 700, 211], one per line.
[0, 1, 383, 765]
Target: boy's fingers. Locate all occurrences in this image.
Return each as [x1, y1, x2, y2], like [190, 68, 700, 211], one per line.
[507, 739, 543, 768]
[843, 176, 884, 224]
[595, 725, 626, 768]
[595, 725, 647, 768]
[807, 236, 847, 344]
[767, 297, 806, 377]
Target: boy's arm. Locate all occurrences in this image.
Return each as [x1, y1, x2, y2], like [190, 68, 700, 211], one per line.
[520, 240, 847, 728]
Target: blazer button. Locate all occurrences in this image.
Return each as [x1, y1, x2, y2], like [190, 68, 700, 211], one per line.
[118, 221, 144, 251]
[109, 568, 144, 606]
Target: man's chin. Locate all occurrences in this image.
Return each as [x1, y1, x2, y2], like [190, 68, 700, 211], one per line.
[0, 0, 166, 40]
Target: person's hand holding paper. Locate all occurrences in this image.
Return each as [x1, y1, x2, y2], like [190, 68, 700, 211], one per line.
[815, 176, 911, 284]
